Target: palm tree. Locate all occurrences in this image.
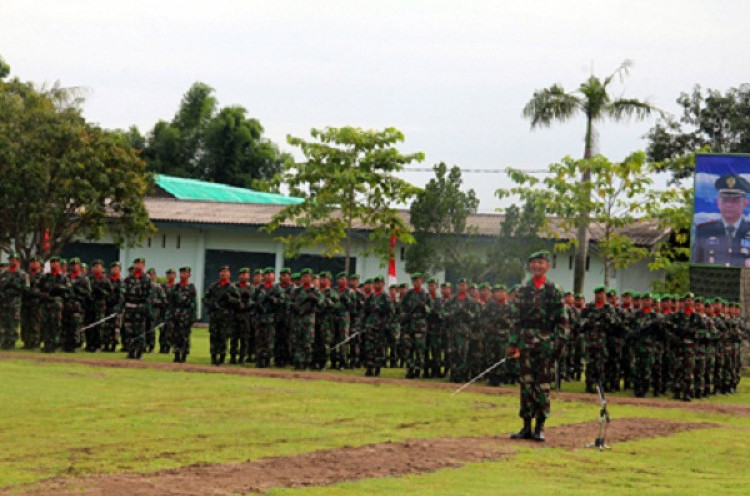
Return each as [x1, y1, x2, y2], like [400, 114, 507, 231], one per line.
[523, 60, 660, 293]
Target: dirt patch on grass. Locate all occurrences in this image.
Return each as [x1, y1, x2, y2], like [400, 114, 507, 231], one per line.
[3, 352, 749, 418]
[5, 419, 715, 496]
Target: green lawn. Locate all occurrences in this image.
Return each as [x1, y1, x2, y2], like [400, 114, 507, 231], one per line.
[1, 332, 749, 494]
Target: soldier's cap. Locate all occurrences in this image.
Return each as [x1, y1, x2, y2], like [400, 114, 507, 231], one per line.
[81, 263, 88, 269]
[574, 293, 584, 299]
[312, 273, 319, 279]
[253, 268, 263, 275]
[389, 284, 397, 289]
[280, 267, 291, 274]
[682, 292, 695, 300]
[631, 292, 640, 298]
[363, 278, 372, 284]
[470, 283, 478, 289]
[166, 268, 176, 274]
[59, 258, 67, 264]
[606, 288, 617, 296]
[427, 277, 437, 284]
[457, 277, 469, 284]
[291, 272, 300, 279]
[593, 285, 606, 293]
[91, 259, 104, 266]
[694, 296, 704, 303]
[373, 275, 385, 283]
[132, 257, 145, 264]
[398, 282, 408, 288]
[563, 290, 573, 296]
[109, 261, 121, 268]
[652, 294, 662, 302]
[238, 267, 250, 274]
[621, 289, 632, 297]
[320, 271, 331, 279]
[479, 282, 491, 289]
[641, 292, 651, 299]
[263, 267, 275, 274]
[9, 252, 20, 259]
[128, 265, 134, 270]
[528, 250, 552, 262]
[219, 265, 230, 271]
[349, 273, 360, 280]
[300, 268, 313, 275]
[28, 256, 40, 262]
[179, 266, 191, 272]
[69, 257, 81, 265]
[146, 267, 156, 274]
[493, 284, 507, 292]
[721, 298, 728, 304]
[715, 174, 750, 197]
[441, 282, 452, 288]
[336, 271, 347, 279]
[410, 272, 423, 280]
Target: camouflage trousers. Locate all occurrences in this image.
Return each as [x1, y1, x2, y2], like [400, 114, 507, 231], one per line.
[672, 345, 695, 395]
[330, 316, 350, 368]
[313, 321, 333, 368]
[61, 311, 83, 352]
[102, 313, 121, 350]
[703, 349, 715, 393]
[634, 345, 655, 395]
[275, 317, 291, 366]
[231, 313, 252, 360]
[172, 316, 192, 354]
[255, 316, 275, 362]
[41, 298, 64, 352]
[652, 344, 665, 393]
[208, 314, 232, 356]
[122, 307, 147, 355]
[159, 320, 173, 351]
[0, 301, 21, 349]
[402, 320, 427, 374]
[85, 302, 107, 351]
[694, 347, 706, 394]
[363, 326, 385, 369]
[484, 333, 508, 385]
[21, 301, 42, 348]
[468, 333, 484, 378]
[450, 328, 470, 383]
[426, 330, 447, 376]
[293, 314, 316, 368]
[585, 346, 607, 389]
[518, 346, 551, 419]
[605, 339, 623, 389]
[566, 332, 585, 378]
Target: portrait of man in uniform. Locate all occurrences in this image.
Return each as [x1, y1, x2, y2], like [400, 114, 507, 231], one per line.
[692, 173, 750, 267]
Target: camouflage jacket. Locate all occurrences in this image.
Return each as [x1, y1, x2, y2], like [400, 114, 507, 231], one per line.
[203, 281, 240, 319]
[170, 282, 197, 323]
[0, 268, 29, 307]
[580, 303, 617, 350]
[123, 273, 154, 310]
[511, 279, 568, 350]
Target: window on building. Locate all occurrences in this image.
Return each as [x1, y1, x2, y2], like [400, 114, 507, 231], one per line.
[162, 234, 166, 248]
[176, 235, 181, 249]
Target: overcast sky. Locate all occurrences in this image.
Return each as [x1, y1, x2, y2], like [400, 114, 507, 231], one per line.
[3, 1, 749, 211]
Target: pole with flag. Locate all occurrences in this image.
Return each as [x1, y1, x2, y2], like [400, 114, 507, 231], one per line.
[387, 231, 398, 287]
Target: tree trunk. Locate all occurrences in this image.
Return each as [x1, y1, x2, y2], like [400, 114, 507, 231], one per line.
[573, 117, 594, 294]
[344, 184, 354, 275]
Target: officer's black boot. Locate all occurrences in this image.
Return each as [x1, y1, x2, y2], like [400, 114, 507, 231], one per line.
[683, 392, 692, 402]
[181, 352, 188, 363]
[374, 367, 381, 377]
[219, 353, 226, 365]
[532, 417, 546, 442]
[173, 352, 180, 363]
[672, 392, 681, 400]
[510, 418, 533, 440]
[211, 354, 218, 365]
[229, 354, 237, 365]
[365, 368, 373, 377]
[238, 356, 245, 365]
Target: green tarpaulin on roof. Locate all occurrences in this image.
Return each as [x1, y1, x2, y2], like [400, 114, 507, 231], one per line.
[155, 174, 303, 205]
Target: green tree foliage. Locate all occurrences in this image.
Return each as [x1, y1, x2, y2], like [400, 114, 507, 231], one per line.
[497, 152, 653, 287]
[647, 84, 750, 181]
[0, 65, 153, 261]
[143, 82, 289, 188]
[404, 163, 479, 277]
[523, 60, 660, 292]
[263, 126, 424, 274]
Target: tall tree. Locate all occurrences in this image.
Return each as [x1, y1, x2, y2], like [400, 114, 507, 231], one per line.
[263, 126, 423, 274]
[647, 84, 750, 181]
[404, 163, 479, 277]
[522, 60, 660, 292]
[497, 152, 653, 287]
[0, 68, 153, 261]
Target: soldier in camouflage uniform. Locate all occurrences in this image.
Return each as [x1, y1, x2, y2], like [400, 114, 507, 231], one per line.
[145, 268, 166, 353]
[0, 253, 29, 349]
[669, 293, 702, 401]
[470, 282, 491, 379]
[332, 271, 355, 370]
[38, 256, 72, 353]
[484, 284, 513, 386]
[86, 259, 113, 352]
[694, 297, 710, 398]
[633, 293, 660, 397]
[363, 275, 391, 376]
[255, 267, 285, 368]
[62, 258, 91, 352]
[313, 272, 338, 370]
[508, 251, 568, 442]
[232, 268, 255, 364]
[425, 278, 442, 378]
[159, 269, 177, 354]
[619, 291, 638, 391]
[581, 286, 615, 393]
[436, 282, 453, 378]
[450, 278, 480, 384]
[605, 289, 626, 391]
[388, 284, 401, 368]
[122, 257, 153, 359]
[291, 268, 323, 369]
[169, 267, 197, 363]
[348, 274, 365, 368]
[399, 273, 431, 379]
[21, 256, 44, 349]
[103, 262, 125, 352]
[203, 265, 240, 366]
[275, 268, 295, 367]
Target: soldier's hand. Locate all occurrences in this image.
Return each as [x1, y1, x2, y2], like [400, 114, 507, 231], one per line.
[506, 346, 520, 359]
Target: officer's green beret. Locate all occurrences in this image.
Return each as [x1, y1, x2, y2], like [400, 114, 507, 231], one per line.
[69, 257, 81, 265]
[60, 258, 68, 264]
[621, 289, 632, 297]
[164, 268, 175, 274]
[364, 278, 372, 284]
[641, 292, 651, 299]
[593, 285, 606, 293]
[320, 271, 331, 279]
[410, 272, 423, 280]
[694, 296, 703, 303]
[682, 292, 695, 300]
[631, 292, 640, 298]
[373, 274, 385, 282]
[263, 266, 275, 274]
[28, 256, 40, 262]
[389, 284, 397, 289]
[9, 252, 20, 259]
[528, 250, 551, 262]
[652, 294, 662, 302]
[349, 273, 360, 279]
[109, 261, 120, 268]
[219, 265, 230, 271]
[493, 284, 507, 292]
[311, 273, 319, 279]
[147, 267, 156, 274]
[336, 271, 347, 279]
[721, 298, 729, 304]
[300, 268, 313, 275]
[291, 272, 300, 279]
[606, 288, 617, 296]
[128, 265, 134, 270]
[715, 174, 750, 197]
[91, 259, 104, 266]
[238, 267, 250, 274]
[80, 263, 89, 269]
[563, 290, 573, 296]
[574, 293, 584, 299]
[479, 282, 491, 289]
[427, 277, 437, 284]
[398, 282, 408, 288]
[280, 267, 291, 274]
[132, 257, 145, 264]
[253, 268, 263, 275]
[457, 277, 469, 284]
[179, 266, 191, 272]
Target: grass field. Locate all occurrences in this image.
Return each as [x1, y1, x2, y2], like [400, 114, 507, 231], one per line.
[1, 329, 749, 495]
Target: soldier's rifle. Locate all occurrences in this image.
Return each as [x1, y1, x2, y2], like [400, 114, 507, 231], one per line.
[451, 349, 519, 396]
[585, 382, 612, 451]
[331, 330, 363, 350]
[79, 312, 118, 332]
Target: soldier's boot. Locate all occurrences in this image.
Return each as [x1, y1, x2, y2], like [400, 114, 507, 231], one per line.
[682, 392, 692, 402]
[532, 417, 546, 442]
[211, 354, 218, 365]
[585, 383, 595, 394]
[238, 356, 245, 365]
[173, 352, 180, 363]
[128, 349, 136, 360]
[365, 368, 373, 377]
[374, 367, 381, 377]
[229, 355, 237, 365]
[219, 353, 226, 365]
[510, 418, 533, 440]
[181, 352, 188, 363]
[694, 389, 702, 399]
[390, 358, 398, 368]
[672, 392, 681, 401]
[135, 349, 143, 360]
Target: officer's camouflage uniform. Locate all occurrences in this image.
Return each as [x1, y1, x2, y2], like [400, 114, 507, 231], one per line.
[169, 281, 197, 362]
[580, 302, 615, 392]
[448, 294, 480, 383]
[275, 282, 295, 367]
[399, 288, 431, 378]
[21, 269, 43, 348]
[0, 267, 29, 349]
[255, 282, 285, 367]
[232, 281, 255, 364]
[426, 294, 447, 378]
[291, 284, 322, 369]
[332, 285, 355, 369]
[63, 272, 91, 352]
[669, 309, 702, 400]
[122, 272, 152, 359]
[363, 290, 391, 374]
[203, 280, 240, 365]
[160, 281, 177, 353]
[103, 274, 124, 352]
[146, 280, 166, 353]
[314, 286, 338, 369]
[633, 308, 661, 397]
[483, 298, 513, 386]
[38, 269, 72, 352]
[348, 289, 366, 368]
[87, 273, 113, 351]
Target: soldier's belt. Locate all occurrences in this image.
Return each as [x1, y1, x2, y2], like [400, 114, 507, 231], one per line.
[125, 303, 143, 309]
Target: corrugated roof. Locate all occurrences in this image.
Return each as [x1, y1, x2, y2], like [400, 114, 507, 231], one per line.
[144, 198, 672, 247]
[154, 174, 303, 205]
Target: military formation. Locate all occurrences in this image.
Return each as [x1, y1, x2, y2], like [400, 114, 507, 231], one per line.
[0, 254, 746, 410]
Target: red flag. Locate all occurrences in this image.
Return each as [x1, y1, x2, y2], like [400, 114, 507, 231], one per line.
[388, 232, 397, 287]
